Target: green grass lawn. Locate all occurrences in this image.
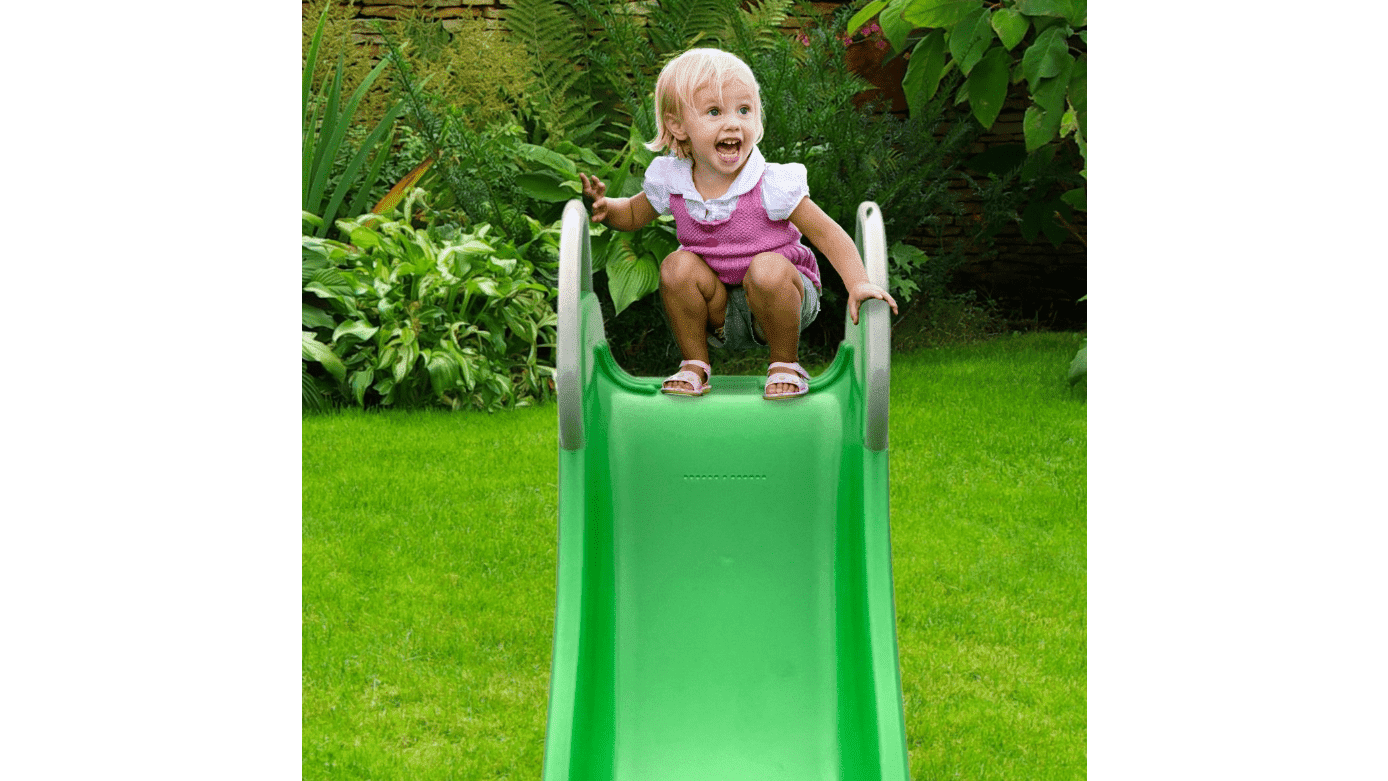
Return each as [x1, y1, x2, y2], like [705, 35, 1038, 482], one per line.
[303, 331, 1087, 780]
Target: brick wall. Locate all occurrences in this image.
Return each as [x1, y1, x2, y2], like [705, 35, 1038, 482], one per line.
[309, 0, 1086, 328]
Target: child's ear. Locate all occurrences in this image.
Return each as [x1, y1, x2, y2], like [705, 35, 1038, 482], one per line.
[665, 113, 688, 141]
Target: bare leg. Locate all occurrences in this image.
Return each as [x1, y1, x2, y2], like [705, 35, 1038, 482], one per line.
[659, 250, 727, 392]
[743, 252, 805, 396]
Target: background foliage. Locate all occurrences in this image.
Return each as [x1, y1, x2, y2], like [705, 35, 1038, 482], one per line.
[301, 0, 1083, 411]
[303, 200, 558, 412]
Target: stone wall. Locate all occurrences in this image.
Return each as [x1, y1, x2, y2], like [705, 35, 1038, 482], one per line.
[309, 0, 1086, 328]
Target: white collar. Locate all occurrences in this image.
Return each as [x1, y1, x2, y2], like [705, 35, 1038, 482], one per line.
[671, 146, 765, 204]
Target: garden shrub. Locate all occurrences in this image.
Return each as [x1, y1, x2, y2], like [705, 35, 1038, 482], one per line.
[302, 196, 557, 412]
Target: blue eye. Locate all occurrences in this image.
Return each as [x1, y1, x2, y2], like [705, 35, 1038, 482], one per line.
[708, 108, 720, 116]
[738, 106, 750, 115]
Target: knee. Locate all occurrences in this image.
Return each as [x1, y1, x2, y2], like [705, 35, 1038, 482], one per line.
[744, 253, 801, 297]
[660, 250, 707, 289]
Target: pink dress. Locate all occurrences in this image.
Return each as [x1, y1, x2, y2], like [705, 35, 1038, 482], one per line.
[670, 177, 821, 290]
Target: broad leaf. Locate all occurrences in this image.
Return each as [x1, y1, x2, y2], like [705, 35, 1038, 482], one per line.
[878, 0, 915, 51]
[1018, 0, 1086, 26]
[302, 332, 346, 381]
[846, 0, 889, 36]
[949, 7, 995, 76]
[1068, 53, 1087, 136]
[1032, 59, 1073, 117]
[424, 350, 462, 397]
[966, 46, 1011, 129]
[349, 369, 373, 407]
[1022, 26, 1072, 92]
[991, 8, 1029, 50]
[1023, 103, 1063, 151]
[1067, 345, 1086, 385]
[553, 141, 604, 168]
[350, 226, 382, 249]
[605, 239, 660, 315]
[303, 304, 335, 331]
[902, 0, 982, 29]
[332, 320, 379, 345]
[518, 172, 579, 203]
[516, 143, 577, 176]
[902, 30, 949, 116]
[1060, 186, 1086, 211]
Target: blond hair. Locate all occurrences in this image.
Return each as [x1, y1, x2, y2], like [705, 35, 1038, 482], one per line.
[645, 48, 764, 159]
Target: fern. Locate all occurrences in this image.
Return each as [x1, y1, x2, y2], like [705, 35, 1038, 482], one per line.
[736, 0, 797, 54]
[645, 0, 736, 53]
[503, 0, 598, 146]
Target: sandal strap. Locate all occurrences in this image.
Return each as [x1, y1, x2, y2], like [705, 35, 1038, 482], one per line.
[664, 370, 706, 388]
[679, 359, 711, 375]
[766, 373, 808, 389]
[767, 361, 808, 379]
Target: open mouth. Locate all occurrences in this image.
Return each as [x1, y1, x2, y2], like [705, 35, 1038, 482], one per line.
[715, 139, 742, 163]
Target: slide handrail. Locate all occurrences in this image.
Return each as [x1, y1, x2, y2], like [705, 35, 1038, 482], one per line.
[557, 200, 594, 451]
[854, 202, 891, 452]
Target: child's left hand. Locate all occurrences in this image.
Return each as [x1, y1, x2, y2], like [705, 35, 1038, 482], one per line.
[847, 282, 899, 325]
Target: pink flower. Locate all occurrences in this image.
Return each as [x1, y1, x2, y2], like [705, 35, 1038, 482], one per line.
[875, 39, 887, 49]
[798, 33, 810, 45]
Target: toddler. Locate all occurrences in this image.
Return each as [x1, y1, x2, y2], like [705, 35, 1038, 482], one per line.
[580, 47, 897, 399]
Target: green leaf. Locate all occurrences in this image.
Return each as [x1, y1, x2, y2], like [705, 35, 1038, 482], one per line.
[1022, 26, 1072, 92]
[516, 142, 577, 176]
[902, 0, 982, 29]
[1067, 345, 1086, 385]
[879, 0, 915, 51]
[553, 141, 603, 168]
[349, 369, 373, 407]
[846, 0, 889, 36]
[1018, 0, 1086, 26]
[990, 8, 1029, 50]
[966, 46, 1011, 129]
[605, 239, 660, 315]
[303, 304, 335, 331]
[1023, 104, 1063, 151]
[1060, 186, 1086, 211]
[424, 350, 462, 397]
[517, 173, 578, 203]
[332, 320, 379, 345]
[350, 226, 382, 249]
[949, 8, 995, 75]
[1068, 53, 1087, 137]
[392, 345, 414, 383]
[903, 30, 949, 116]
[302, 332, 346, 381]
[1032, 59, 1073, 117]
[1016, 0, 1068, 17]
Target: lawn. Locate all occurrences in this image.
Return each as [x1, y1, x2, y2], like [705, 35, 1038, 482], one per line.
[302, 331, 1087, 779]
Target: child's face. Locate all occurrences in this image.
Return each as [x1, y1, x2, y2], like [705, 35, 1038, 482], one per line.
[668, 78, 759, 179]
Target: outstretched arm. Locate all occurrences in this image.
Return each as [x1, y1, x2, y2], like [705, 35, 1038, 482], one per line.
[789, 197, 899, 325]
[579, 173, 659, 232]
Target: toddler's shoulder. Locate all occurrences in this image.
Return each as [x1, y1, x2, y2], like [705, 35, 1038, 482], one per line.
[760, 161, 810, 220]
[645, 154, 689, 183]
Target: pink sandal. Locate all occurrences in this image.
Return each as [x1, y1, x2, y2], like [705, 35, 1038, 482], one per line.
[763, 362, 809, 400]
[662, 359, 712, 397]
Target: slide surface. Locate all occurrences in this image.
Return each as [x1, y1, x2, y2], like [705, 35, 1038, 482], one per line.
[546, 201, 907, 781]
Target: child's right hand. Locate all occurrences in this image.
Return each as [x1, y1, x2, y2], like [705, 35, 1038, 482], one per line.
[579, 173, 608, 224]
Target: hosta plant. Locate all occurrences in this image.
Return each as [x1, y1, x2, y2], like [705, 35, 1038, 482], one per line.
[302, 194, 558, 412]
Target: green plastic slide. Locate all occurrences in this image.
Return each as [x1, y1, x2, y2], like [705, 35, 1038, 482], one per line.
[546, 200, 908, 780]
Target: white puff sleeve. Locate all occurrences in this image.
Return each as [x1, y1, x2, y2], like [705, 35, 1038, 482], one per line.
[761, 162, 810, 221]
[641, 156, 678, 216]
